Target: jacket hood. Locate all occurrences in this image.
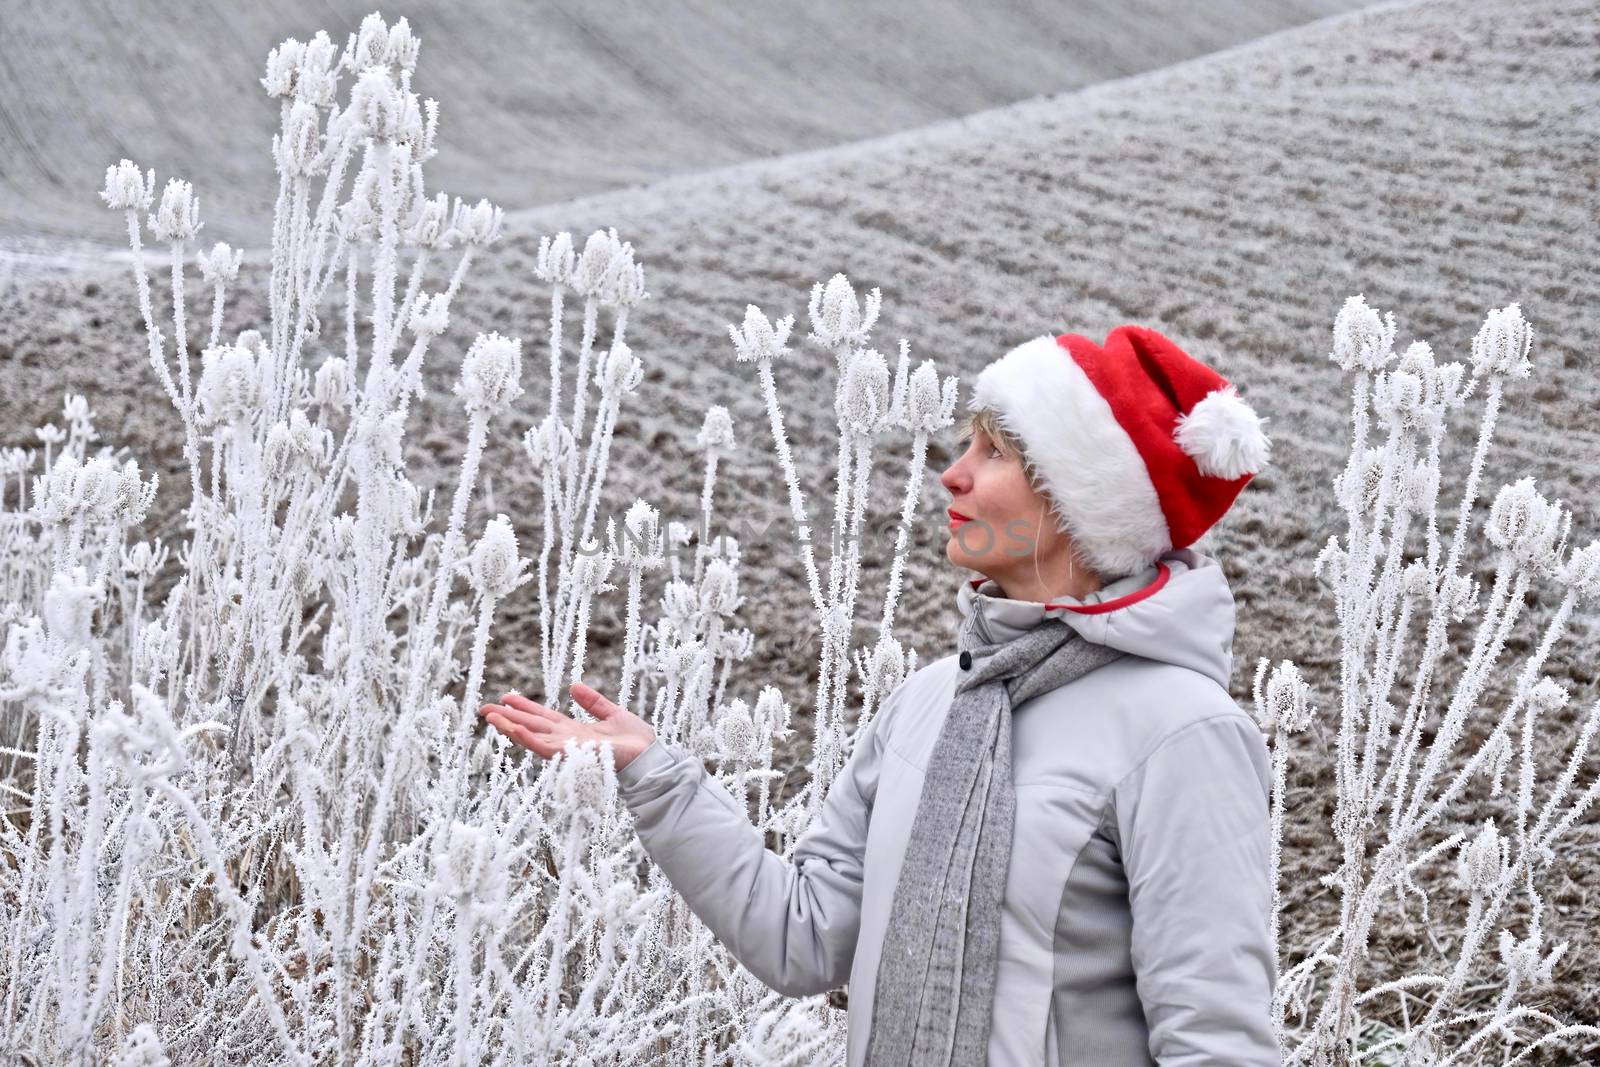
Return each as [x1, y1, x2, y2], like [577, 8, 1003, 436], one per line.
[954, 547, 1237, 690]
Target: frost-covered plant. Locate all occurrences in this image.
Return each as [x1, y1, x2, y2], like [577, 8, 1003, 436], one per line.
[0, 11, 956, 1065]
[1258, 296, 1600, 1066]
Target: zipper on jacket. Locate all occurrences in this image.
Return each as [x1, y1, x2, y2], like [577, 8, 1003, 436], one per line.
[973, 600, 994, 644]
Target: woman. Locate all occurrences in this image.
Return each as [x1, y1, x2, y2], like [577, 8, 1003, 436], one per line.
[482, 325, 1280, 1066]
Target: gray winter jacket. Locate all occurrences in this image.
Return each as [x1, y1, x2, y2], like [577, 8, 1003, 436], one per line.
[614, 547, 1279, 1065]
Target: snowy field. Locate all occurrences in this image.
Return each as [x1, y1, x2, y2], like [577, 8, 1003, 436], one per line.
[2, 0, 1598, 1060]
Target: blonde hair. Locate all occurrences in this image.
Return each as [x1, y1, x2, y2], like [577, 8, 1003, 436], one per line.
[957, 408, 1038, 487]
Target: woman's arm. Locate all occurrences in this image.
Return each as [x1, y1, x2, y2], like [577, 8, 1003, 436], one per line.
[1109, 713, 1281, 1066]
[613, 687, 900, 998]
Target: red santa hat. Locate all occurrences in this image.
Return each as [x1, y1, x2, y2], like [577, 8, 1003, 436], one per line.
[968, 325, 1272, 579]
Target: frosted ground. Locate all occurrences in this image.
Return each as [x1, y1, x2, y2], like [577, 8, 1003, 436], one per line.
[2, 0, 1597, 1056]
[0, 0, 1364, 265]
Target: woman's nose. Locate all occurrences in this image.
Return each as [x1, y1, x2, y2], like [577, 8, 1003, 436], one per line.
[940, 460, 965, 495]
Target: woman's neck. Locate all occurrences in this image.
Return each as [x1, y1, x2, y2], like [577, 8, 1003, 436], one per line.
[986, 564, 1102, 605]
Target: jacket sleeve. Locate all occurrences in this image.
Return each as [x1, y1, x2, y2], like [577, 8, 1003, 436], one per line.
[1109, 712, 1281, 1067]
[612, 687, 900, 998]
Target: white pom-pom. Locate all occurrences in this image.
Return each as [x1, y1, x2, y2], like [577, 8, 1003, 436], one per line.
[1173, 384, 1272, 479]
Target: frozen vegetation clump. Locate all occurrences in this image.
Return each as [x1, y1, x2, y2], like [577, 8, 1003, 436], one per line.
[1259, 296, 1600, 1065]
[0, 11, 956, 1065]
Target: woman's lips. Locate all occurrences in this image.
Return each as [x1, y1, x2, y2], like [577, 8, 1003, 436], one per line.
[948, 508, 972, 529]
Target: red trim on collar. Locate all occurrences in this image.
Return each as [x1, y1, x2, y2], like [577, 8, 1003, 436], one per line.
[966, 562, 1172, 614]
[1047, 562, 1170, 614]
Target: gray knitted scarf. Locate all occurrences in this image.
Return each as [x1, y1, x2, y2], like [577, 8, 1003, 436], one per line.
[865, 607, 1127, 1066]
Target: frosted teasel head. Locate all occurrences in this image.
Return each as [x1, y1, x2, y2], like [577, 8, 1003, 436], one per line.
[696, 405, 737, 453]
[598, 238, 648, 309]
[753, 685, 793, 739]
[30, 453, 149, 528]
[1441, 571, 1481, 621]
[1333, 445, 1384, 516]
[313, 356, 353, 410]
[335, 172, 380, 243]
[902, 359, 960, 434]
[274, 100, 325, 178]
[594, 338, 644, 397]
[264, 410, 333, 479]
[699, 557, 742, 616]
[710, 626, 754, 660]
[43, 567, 104, 650]
[1524, 676, 1570, 718]
[1, 618, 53, 701]
[405, 191, 454, 249]
[654, 636, 708, 681]
[1456, 818, 1508, 898]
[534, 231, 577, 287]
[1485, 477, 1569, 576]
[572, 537, 617, 596]
[1252, 658, 1314, 734]
[712, 699, 760, 764]
[148, 178, 202, 242]
[571, 227, 626, 299]
[432, 821, 508, 907]
[615, 500, 667, 571]
[450, 196, 504, 247]
[1328, 293, 1397, 373]
[1371, 341, 1466, 437]
[704, 532, 741, 566]
[1401, 558, 1435, 600]
[35, 423, 66, 449]
[658, 579, 698, 630]
[348, 66, 405, 142]
[350, 410, 406, 477]
[548, 738, 616, 824]
[467, 514, 530, 600]
[836, 347, 893, 438]
[197, 242, 242, 287]
[0, 446, 33, 478]
[1557, 541, 1600, 603]
[113, 1021, 170, 1067]
[1470, 302, 1534, 380]
[293, 31, 340, 109]
[196, 343, 261, 428]
[808, 273, 882, 352]
[261, 37, 307, 98]
[100, 159, 156, 212]
[343, 12, 395, 72]
[521, 414, 575, 473]
[728, 304, 795, 364]
[863, 633, 913, 700]
[392, 92, 438, 166]
[1393, 455, 1440, 514]
[384, 16, 420, 73]
[455, 332, 524, 416]
[407, 291, 451, 338]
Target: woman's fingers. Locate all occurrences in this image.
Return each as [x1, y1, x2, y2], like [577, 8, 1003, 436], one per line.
[501, 692, 562, 720]
[485, 711, 560, 758]
[486, 701, 556, 734]
[569, 681, 625, 720]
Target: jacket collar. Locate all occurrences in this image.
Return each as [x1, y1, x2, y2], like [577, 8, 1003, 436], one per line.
[954, 547, 1237, 689]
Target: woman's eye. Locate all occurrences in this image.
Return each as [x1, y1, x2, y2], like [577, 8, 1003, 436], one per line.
[989, 446, 1003, 459]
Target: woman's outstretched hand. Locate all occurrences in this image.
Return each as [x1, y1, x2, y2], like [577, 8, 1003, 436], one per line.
[479, 681, 657, 772]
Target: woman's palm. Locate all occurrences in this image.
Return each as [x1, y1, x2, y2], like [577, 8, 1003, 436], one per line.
[479, 681, 657, 771]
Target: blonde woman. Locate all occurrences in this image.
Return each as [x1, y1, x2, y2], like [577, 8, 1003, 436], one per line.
[483, 325, 1279, 1066]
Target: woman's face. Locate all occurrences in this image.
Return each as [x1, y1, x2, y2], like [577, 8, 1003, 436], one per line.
[939, 428, 1065, 578]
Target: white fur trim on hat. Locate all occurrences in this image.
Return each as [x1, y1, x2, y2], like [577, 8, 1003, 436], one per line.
[970, 334, 1171, 579]
[1172, 384, 1272, 479]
